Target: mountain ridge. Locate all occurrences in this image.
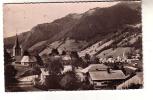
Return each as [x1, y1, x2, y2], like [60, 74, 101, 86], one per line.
[4, 2, 141, 55]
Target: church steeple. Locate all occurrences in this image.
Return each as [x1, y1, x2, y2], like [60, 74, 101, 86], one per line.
[13, 34, 23, 56]
[14, 34, 20, 49]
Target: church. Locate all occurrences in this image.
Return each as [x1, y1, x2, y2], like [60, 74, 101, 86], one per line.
[13, 34, 23, 64]
[13, 34, 37, 67]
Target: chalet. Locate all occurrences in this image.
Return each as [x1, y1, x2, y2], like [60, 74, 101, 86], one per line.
[88, 69, 128, 89]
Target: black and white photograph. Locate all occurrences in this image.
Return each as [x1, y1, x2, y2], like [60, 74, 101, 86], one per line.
[3, 0, 143, 92]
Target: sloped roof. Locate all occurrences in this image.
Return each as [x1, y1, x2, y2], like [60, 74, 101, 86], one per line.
[81, 64, 108, 73]
[89, 70, 127, 81]
[21, 56, 37, 63]
[15, 56, 22, 62]
[124, 66, 138, 71]
[116, 72, 143, 89]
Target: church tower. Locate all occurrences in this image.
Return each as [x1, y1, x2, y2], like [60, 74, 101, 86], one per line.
[13, 34, 23, 57]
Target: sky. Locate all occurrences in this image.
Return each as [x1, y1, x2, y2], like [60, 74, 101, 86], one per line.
[3, 2, 119, 37]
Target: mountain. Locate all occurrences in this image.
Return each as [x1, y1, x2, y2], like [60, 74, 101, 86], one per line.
[79, 23, 142, 57]
[4, 2, 141, 56]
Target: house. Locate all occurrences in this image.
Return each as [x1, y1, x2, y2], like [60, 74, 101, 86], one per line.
[88, 69, 128, 89]
[21, 56, 37, 67]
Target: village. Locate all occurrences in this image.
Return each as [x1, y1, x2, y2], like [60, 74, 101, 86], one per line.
[4, 34, 143, 91]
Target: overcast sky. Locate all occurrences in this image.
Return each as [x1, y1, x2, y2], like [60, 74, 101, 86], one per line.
[3, 2, 119, 37]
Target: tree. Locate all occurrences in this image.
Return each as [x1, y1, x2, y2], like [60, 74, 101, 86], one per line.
[126, 48, 135, 59]
[4, 49, 18, 91]
[35, 54, 44, 66]
[59, 72, 81, 90]
[46, 58, 63, 75]
[84, 53, 91, 61]
[90, 56, 100, 64]
[4, 49, 13, 65]
[134, 36, 142, 50]
[112, 44, 117, 50]
[23, 50, 30, 56]
[5, 64, 18, 91]
[43, 57, 63, 89]
[51, 48, 59, 56]
[70, 51, 79, 59]
[61, 50, 66, 55]
[70, 51, 86, 68]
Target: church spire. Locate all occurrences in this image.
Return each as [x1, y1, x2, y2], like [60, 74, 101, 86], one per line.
[13, 34, 23, 56]
[14, 34, 20, 49]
